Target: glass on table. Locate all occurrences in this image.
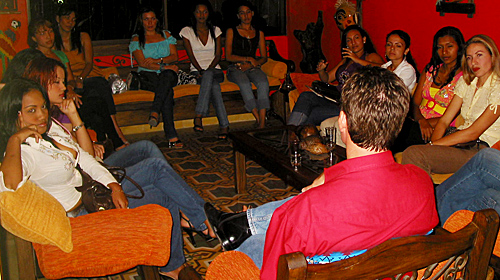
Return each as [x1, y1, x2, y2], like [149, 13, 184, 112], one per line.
[324, 127, 337, 151]
[289, 139, 302, 170]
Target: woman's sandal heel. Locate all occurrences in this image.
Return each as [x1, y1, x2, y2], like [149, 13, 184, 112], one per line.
[181, 216, 216, 247]
[193, 117, 204, 133]
[148, 114, 159, 128]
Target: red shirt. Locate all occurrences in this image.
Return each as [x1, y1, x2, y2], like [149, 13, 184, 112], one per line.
[261, 151, 438, 279]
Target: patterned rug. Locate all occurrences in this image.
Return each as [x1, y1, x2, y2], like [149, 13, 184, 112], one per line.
[71, 120, 298, 280]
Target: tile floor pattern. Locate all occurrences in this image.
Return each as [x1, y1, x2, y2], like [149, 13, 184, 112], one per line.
[69, 121, 299, 280]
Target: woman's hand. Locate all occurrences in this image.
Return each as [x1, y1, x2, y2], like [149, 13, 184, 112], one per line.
[11, 125, 43, 144]
[247, 57, 259, 67]
[316, 60, 328, 72]
[143, 57, 158, 68]
[342, 47, 359, 62]
[109, 182, 128, 209]
[238, 62, 254, 72]
[418, 118, 434, 142]
[66, 89, 83, 108]
[55, 98, 78, 117]
[93, 143, 105, 159]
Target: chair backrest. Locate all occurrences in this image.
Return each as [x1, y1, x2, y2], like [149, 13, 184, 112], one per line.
[277, 209, 500, 280]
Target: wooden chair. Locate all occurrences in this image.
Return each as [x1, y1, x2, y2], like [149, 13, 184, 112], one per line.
[277, 209, 500, 280]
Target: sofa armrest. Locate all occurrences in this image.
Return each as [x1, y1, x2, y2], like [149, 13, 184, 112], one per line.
[33, 204, 172, 279]
[267, 39, 295, 73]
[261, 58, 287, 80]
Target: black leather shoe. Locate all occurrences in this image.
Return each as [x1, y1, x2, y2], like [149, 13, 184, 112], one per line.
[204, 203, 252, 251]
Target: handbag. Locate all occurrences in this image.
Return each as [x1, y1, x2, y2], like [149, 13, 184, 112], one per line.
[75, 164, 145, 213]
[444, 127, 488, 149]
[177, 69, 197, 85]
[308, 81, 341, 105]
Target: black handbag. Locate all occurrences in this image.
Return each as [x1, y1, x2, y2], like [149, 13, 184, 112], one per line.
[309, 81, 341, 105]
[75, 164, 145, 213]
[444, 127, 488, 149]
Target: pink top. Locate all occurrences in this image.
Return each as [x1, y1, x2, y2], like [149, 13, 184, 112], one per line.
[260, 151, 438, 279]
[419, 65, 463, 119]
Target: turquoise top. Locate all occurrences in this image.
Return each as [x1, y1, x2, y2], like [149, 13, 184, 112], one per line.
[52, 50, 69, 66]
[129, 31, 177, 73]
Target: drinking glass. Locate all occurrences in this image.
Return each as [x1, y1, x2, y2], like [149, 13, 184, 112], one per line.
[290, 153, 302, 170]
[324, 127, 336, 151]
[289, 140, 301, 170]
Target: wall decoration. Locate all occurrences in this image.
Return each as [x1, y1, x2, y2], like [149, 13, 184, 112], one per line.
[0, 19, 21, 78]
[436, 0, 475, 18]
[294, 11, 326, 74]
[0, 0, 18, 13]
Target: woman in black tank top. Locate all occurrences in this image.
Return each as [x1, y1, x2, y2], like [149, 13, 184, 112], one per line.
[225, 1, 270, 128]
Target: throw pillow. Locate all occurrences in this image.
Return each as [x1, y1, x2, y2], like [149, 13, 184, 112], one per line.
[0, 180, 73, 252]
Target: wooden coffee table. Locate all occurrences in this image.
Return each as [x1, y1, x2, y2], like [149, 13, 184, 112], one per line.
[228, 126, 346, 193]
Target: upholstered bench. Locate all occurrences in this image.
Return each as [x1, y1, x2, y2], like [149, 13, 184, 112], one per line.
[93, 39, 294, 129]
[0, 180, 172, 279]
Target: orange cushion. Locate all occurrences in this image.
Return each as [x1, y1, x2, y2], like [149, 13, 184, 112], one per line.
[33, 204, 172, 279]
[290, 73, 317, 95]
[113, 76, 282, 105]
[206, 251, 260, 280]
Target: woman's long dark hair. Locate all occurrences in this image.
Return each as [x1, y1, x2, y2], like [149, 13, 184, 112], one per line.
[424, 26, 465, 88]
[0, 79, 48, 161]
[189, 0, 216, 43]
[386, 30, 419, 80]
[134, 7, 165, 49]
[27, 19, 53, 49]
[54, 5, 82, 53]
[341, 25, 377, 64]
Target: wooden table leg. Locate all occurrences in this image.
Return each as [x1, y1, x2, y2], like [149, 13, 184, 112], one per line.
[234, 150, 247, 194]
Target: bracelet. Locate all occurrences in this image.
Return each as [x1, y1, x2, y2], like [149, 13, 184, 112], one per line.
[160, 57, 163, 64]
[72, 122, 85, 132]
[428, 141, 433, 145]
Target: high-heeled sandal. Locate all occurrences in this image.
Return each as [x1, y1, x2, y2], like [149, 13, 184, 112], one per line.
[193, 117, 204, 132]
[181, 216, 215, 247]
[168, 140, 184, 149]
[148, 114, 159, 128]
[217, 127, 229, 140]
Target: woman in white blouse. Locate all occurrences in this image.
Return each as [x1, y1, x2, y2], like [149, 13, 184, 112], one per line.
[180, 0, 229, 139]
[0, 79, 201, 279]
[403, 34, 500, 175]
[382, 30, 417, 92]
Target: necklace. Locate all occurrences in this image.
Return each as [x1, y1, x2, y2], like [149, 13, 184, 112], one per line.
[238, 24, 253, 39]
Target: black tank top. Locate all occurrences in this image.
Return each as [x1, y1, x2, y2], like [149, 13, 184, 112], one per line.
[231, 26, 260, 58]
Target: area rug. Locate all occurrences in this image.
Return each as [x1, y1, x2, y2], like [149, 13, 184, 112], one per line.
[54, 121, 298, 280]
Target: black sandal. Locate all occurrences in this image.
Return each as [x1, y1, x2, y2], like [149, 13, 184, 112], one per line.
[193, 117, 204, 132]
[181, 216, 215, 247]
[218, 127, 229, 140]
[148, 114, 159, 128]
[168, 140, 184, 149]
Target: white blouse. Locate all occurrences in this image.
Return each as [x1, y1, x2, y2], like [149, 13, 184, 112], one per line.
[455, 73, 500, 146]
[381, 59, 417, 93]
[179, 26, 222, 72]
[0, 120, 117, 211]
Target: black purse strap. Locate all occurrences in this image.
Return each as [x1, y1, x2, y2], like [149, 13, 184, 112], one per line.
[100, 163, 145, 199]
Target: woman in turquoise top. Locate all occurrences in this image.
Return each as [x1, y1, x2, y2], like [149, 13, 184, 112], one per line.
[27, 18, 127, 150]
[129, 7, 182, 148]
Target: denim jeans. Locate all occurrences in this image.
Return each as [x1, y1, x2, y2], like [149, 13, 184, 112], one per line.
[236, 196, 295, 268]
[140, 70, 179, 140]
[288, 91, 341, 126]
[436, 148, 500, 223]
[104, 140, 208, 232]
[227, 65, 270, 112]
[193, 68, 229, 128]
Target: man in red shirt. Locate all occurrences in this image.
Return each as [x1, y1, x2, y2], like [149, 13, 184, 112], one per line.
[205, 66, 438, 279]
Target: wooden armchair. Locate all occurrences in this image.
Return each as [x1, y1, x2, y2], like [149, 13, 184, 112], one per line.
[277, 209, 499, 280]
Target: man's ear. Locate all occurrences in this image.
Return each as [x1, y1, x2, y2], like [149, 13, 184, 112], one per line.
[338, 111, 349, 144]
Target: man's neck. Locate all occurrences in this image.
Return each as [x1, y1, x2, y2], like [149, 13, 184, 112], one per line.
[345, 142, 387, 160]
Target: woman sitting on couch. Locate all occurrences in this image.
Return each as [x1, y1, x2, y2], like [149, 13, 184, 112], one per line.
[129, 7, 182, 148]
[0, 79, 207, 279]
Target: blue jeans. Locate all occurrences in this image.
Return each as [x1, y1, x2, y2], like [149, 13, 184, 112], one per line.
[105, 140, 208, 232]
[193, 68, 229, 128]
[436, 148, 500, 223]
[236, 196, 295, 268]
[288, 91, 341, 126]
[227, 65, 270, 112]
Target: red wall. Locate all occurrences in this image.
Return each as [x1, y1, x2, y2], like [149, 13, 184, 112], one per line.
[287, 0, 500, 73]
[0, 0, 29, 79]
